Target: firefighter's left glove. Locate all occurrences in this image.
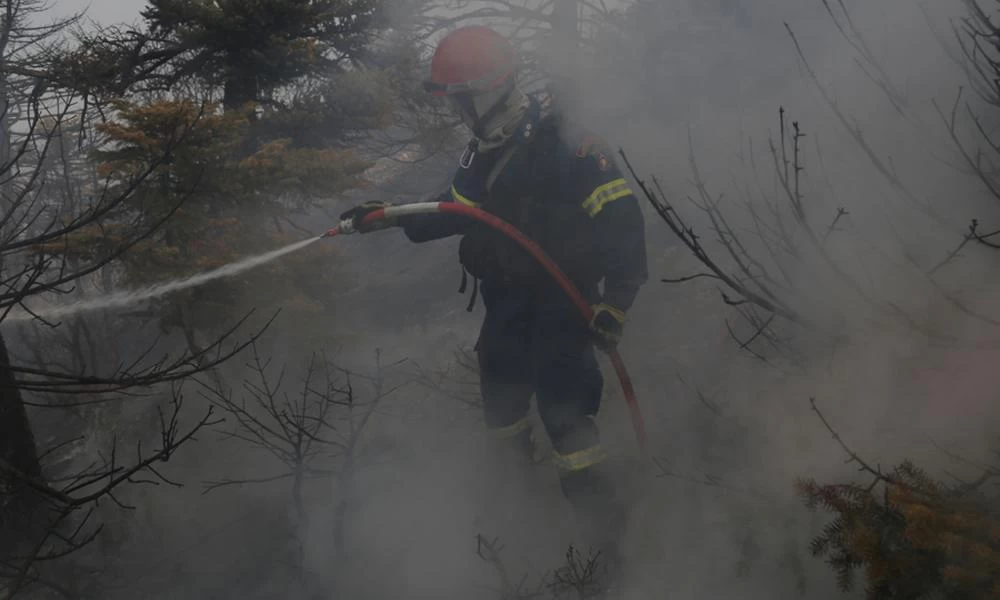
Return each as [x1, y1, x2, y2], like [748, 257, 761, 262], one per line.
[590, 303, 626, 353]
[339, 201, 396, 234]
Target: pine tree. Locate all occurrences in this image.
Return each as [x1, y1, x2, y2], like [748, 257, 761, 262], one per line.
[54, 0, 398, 344]
[81, 98, 372, 340]
[797, 461, 1000, 599]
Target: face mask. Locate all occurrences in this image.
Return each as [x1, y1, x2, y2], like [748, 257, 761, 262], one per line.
[448, 84, 528, 150]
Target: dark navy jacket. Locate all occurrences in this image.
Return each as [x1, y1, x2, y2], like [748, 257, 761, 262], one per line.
[399, 97, 648, 311]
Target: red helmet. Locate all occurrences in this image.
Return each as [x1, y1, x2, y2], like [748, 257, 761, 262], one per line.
[423, 26, 517, 96]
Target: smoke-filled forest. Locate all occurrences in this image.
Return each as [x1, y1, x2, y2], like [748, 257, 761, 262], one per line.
[1, 0, 999, 598]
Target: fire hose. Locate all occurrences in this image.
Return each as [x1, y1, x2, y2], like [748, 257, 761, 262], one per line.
[324, 201, 648, 454]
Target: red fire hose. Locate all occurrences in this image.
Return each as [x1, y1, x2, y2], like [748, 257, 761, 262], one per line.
[325, 202, 648, 453]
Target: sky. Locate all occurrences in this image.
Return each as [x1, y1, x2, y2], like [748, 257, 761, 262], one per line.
[51, 0, 142, 25]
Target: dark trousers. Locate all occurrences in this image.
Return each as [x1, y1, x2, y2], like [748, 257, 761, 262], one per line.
[477, 278, 603, 453]
[477, 279, 624, 551]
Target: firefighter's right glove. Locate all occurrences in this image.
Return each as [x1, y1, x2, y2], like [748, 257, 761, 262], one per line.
[590, 303, 626, 353]
[339, 201, 396, 234]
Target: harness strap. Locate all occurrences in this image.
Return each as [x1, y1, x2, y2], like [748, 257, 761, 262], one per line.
[486, 142, 519, 194]
[466, 276, 479, 313]
[457, 266, 480, 313]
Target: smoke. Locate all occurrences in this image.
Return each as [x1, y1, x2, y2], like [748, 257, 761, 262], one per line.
[20, 1, 1000, 599]
[566, 0, 1000, 595]
[358, 0, 1000, 596]
[297, 0, 1000, 597]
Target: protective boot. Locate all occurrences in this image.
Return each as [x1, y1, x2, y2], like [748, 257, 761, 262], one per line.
[558, 464, 626, 594]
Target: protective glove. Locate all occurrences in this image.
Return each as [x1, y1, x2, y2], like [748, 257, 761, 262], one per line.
[339, 200, 396, 234]
[589, 303, 626, 353]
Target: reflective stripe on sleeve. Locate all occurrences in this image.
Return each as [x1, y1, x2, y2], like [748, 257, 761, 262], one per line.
[451, 185, 480, 207]
[582, 178, 632, 217]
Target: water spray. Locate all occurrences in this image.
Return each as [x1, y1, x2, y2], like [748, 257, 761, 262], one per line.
[5, 237, 323, 323]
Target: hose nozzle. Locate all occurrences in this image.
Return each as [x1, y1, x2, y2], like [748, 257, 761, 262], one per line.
[322, 218, 358, 238]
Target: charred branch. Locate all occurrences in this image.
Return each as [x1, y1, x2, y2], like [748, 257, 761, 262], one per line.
[1, 385, 214, 596]
[820, 0, 907, 115]
[548, 545, 609, 600]
[199, 346, 405, 558]
[784, 23, 953, 231]
[0, 388, 212, 508]
[619, 148, 801, 324]
[10, 311, 273, 397]
[475, 534, 546, 600]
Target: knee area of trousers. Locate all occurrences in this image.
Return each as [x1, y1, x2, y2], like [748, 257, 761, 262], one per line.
[479, 352, 530, 378]
[536, 374, 603, 417]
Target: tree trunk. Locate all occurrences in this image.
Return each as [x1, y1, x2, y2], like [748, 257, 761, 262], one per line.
[222, 73, 258, 113]
[222, 70, 260, 157]
[0, 330, 41, 542]
[0, 332, 40, 475]
[0, 9, 39, 545]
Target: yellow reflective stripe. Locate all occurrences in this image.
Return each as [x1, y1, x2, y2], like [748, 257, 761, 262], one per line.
[451, 185, 480, 207]
[490, 417, 531, 439]
[552, 445, 608, 472]
[582, 178, 631, 217]
[595, 302, 626, 323]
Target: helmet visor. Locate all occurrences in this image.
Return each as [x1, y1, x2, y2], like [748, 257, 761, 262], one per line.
[446, 81, 515, 134]
[422, 62, 516, 96]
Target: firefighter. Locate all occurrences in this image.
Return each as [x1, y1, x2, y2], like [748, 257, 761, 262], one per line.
[340, 25, 648, 578]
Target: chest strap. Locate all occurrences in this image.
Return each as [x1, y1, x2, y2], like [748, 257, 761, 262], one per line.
[486, 142, 519, 195]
